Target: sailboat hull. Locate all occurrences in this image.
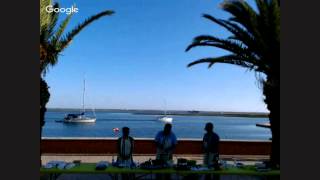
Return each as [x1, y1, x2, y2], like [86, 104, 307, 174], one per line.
[64, 117, 96, 123]
[158, 117, 173, 123]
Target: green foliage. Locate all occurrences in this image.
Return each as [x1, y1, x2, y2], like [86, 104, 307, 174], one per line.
[186, 0, 280, 77]
[40, 0, 52, 32]
[40, 77, 50, 134]
[40, 77, 50, 107]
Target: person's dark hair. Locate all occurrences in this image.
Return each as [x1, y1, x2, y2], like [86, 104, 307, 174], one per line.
[163, 123, 172, 134]
[122, 127, 130, 135]
[164, 123, 172, 129]
[205, 122, 214, 132]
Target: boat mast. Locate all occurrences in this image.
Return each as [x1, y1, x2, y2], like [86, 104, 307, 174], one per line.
[164, 99, 167, 116]
[82, 78, 85, 114]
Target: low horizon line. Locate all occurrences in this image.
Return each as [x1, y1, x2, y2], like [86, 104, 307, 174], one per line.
[47, 107, 269, 114]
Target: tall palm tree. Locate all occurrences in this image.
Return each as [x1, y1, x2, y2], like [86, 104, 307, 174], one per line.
[40, 0, 114, 139]
[186, 0, 280, 167]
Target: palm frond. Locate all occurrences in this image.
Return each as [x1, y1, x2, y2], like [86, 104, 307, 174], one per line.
[221, 0, 259, 36]
[52, 13, 74, 44]
[203, 14, 254, 42]
[187, 55, 257, 70]
[217, 19, 265, 58]
[40, 5, 114, 75]
[40, 0, 52, 30]
[186, 0, 279, 75]
[47, 3, 59, 34]
[40, 3, 59, 43]
[59, 10, 114, 51]
[266, 0, 280, 43]
[186, 35, 255, 60]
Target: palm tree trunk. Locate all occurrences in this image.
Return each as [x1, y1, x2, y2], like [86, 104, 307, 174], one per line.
[40, 105, 46, 166]
[40, 77, 50, 166]
[264, 77, 280, 168]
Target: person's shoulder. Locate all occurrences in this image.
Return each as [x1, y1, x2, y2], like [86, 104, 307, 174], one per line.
[213, 132, 220, 139]
[129, 136, 134, 141]
[155, 131, 162, 139]
[170, 132, 177, 139]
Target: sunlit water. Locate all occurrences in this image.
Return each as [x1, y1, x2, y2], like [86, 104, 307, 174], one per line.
[42, 111, 271, 140]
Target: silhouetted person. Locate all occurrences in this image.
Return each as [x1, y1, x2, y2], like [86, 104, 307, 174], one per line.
[203, 123, 220, 180]
[203, 123, 220, 167]
[155, 123, 177, 163]
[155, 123, 177, 180]
[117, 127, 134, 165]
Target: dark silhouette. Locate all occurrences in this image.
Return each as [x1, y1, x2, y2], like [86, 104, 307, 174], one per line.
[186, 0, 280, 168]
[117, 127, 134, 163]
[155, 123, 177, 180]
[203, 123, 221, 180]
[116, 127, 134, 180]
[155, 123, 177, 163]
[203, 123, 220, 167]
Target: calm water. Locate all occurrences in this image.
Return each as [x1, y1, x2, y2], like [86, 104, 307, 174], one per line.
[42, 111, 271, 140]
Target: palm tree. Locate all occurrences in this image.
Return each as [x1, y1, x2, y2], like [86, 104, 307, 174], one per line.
[40, 0, 114, 139]
[40, 0, 51, 31]
[186, 0, 280, 168]
[40, 3, 114, 74]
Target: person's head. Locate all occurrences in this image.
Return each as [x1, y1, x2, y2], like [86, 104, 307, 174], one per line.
[205, 122, 214, 132]
[163, 123, 172, 135]
[122, 127, 130, 137]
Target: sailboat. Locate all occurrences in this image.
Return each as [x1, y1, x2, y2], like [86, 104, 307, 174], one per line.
[158, 100, 173, 123]
[63, 78, 96, 123]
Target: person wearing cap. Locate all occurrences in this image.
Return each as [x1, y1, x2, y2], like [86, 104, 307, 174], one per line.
[117, 127, 134, 165]
[203, 122, 220, 168]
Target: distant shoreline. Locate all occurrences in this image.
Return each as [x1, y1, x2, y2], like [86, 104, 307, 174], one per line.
[47, 108, 269, 118]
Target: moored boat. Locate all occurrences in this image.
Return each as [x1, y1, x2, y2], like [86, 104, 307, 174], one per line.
[64, 113, 96, 123]
[62, 78, 96, 123]
[158, 116, 173, 123]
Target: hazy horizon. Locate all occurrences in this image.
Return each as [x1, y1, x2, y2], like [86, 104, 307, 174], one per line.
[47, 107, 268, 114]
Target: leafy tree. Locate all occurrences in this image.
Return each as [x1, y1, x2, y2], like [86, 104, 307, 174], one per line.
[186, 0, 280, 167]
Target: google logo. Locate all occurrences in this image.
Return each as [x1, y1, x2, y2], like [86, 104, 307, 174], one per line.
[46, 5, 79, 15]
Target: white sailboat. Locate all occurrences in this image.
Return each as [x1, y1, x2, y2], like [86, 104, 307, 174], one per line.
[158, 100, 173, 123]
[63, 78, 96, 123]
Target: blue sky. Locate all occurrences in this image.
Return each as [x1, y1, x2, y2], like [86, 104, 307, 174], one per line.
[45, 0, 268, 112]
